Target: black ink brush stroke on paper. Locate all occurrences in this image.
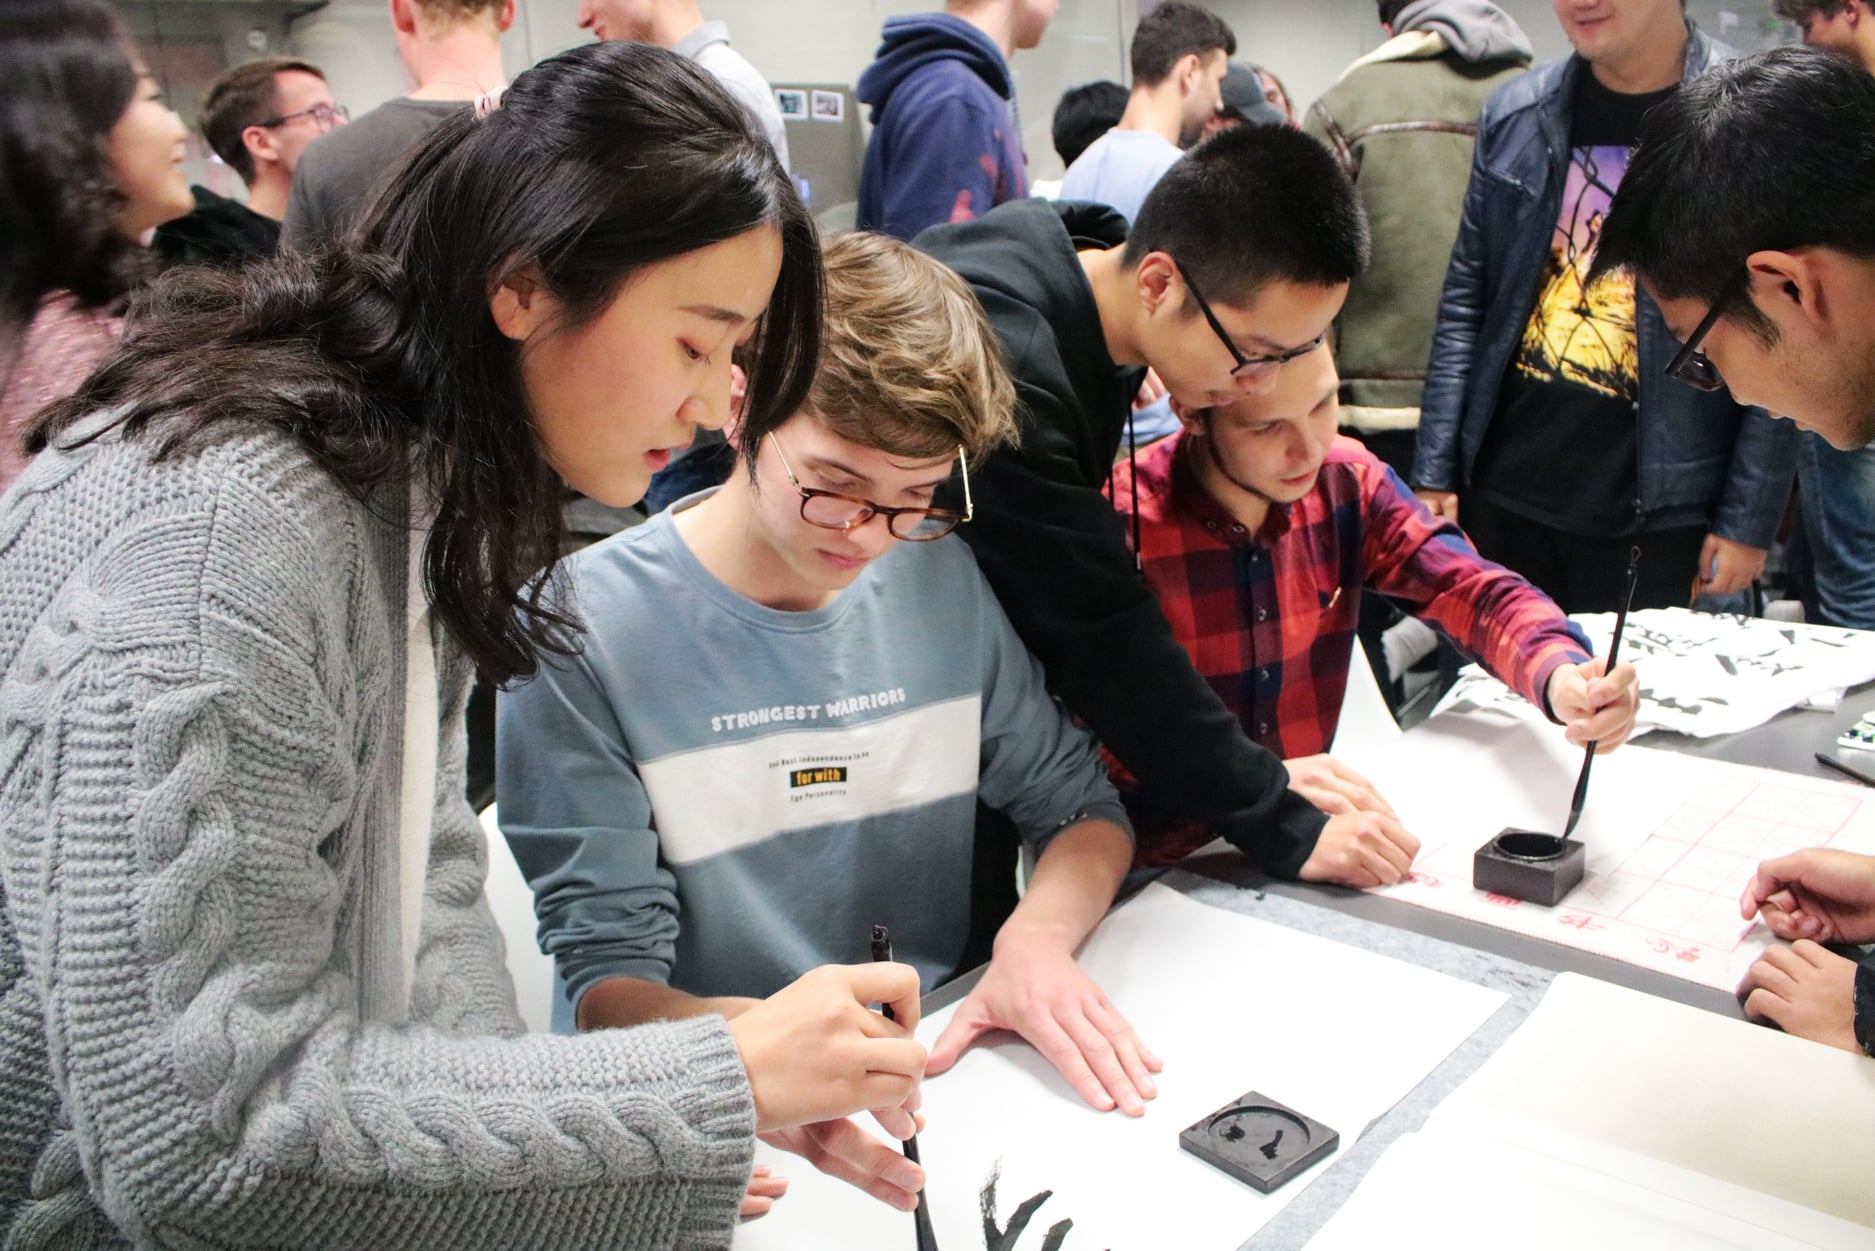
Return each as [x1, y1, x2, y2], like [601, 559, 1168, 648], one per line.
[980, 1161, 1104, 1251]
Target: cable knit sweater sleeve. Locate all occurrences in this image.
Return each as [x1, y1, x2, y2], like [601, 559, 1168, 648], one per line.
[0, 428, 755, 1249]
[411, 643, 537, 1037]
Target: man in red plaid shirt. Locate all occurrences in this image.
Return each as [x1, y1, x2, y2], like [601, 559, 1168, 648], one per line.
[1107, 345, 1641, 874]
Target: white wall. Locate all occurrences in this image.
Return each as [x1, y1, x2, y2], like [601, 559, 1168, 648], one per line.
[465, 0, 1131, 179]
[288, 1, 1797, 178]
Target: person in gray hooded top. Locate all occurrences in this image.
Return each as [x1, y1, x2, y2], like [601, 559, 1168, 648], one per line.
[1303, 0, 1534, 479]
[0, 43, 929, 1248]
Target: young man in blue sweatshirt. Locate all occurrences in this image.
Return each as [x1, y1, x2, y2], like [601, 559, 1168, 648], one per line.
[857, 0, 1058, 239]
[498, 233, 1158, 1156]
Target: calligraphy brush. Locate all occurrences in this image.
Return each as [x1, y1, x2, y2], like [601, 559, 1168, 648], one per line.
[1562, 545, 1641, 839]
[871, 925, 938, 1251]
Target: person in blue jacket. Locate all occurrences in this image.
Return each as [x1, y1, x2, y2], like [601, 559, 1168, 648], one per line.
[856, 0, 1058, 240]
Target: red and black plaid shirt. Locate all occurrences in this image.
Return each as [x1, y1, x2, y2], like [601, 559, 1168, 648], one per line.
[1107, 433, 1588, 860]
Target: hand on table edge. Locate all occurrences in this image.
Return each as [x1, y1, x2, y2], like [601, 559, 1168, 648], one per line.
[1737, 939, 1861, 1054]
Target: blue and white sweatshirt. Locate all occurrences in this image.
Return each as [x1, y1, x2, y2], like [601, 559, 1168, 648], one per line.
[497, 501, 1130, 1029]
[856, 13, 1029, 240]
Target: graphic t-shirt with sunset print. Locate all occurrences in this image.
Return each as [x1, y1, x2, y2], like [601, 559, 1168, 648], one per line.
[1471, 70, 1676, 536]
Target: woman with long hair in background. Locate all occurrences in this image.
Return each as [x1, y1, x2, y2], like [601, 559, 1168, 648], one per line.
[0, 0, 191, 493]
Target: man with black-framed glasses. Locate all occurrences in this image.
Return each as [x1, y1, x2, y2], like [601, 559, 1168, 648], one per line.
[1621, 41, 1875, 638]
[153, 57, 343, 269]
[916, 121, 1430, 889]
[500, 234, 1161, 1148]
[1592, 44, 1875, 1071]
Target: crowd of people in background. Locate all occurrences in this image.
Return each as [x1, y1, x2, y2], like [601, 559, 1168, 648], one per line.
[3, 0, 1875, 1244]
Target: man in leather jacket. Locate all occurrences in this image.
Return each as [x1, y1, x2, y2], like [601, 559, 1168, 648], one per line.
[1413, 0, 1796, 613]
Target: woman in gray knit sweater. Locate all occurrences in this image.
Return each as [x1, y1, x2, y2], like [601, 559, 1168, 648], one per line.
[0, 41, 926, 1249]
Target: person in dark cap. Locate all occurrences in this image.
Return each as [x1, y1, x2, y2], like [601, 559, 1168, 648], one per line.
[1208, 59, 1289, 135]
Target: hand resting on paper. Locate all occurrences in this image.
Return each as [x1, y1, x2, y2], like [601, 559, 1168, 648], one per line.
[739, 1164, 788, 1218]
[1735, 849, 1875, 1054]
[926, 820, 1162, 1116]
[1287, 754, 1423, 887]
[1297, 808, 1422, 888]
[1284, 753, 1397, 820]
[926, 921, 1162, 1115]
[1546, 653, 1640, 753]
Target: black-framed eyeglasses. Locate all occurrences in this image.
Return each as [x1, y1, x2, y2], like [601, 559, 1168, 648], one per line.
[1664, 270, 1748, 393]
[768, 433, 973, 541]
[256, 102, 348, 130]
[1177, 261, 1326, 380]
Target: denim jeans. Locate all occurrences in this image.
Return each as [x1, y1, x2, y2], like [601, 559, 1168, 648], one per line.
[1798, 433, 1875, 630]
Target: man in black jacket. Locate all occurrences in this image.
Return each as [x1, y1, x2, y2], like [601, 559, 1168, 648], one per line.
[918, 123, 1421, 890]
[154, 57, 343, 269]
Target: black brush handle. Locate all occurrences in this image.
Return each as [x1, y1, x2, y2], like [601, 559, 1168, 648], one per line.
[870, 925, 938, 1251]
[1563, 547, 1641, 838]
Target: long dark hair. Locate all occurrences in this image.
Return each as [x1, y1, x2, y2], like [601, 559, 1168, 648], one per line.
[32, 41, 823, 684]
[0, 0, 145, 379]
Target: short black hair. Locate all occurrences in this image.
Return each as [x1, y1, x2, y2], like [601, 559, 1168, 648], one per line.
[1593, 46, 1875, 340]
[1052, 80, 1128, 166]
[1130, 1, 1236, 86]
[1125, 121, 1369, 304]
[1770, 0, 1848, 20]
[1377, 0, 1410, 25]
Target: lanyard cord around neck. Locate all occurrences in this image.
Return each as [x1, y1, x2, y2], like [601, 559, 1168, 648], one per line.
[1103, 393, 1144, 573]
[1126, 405, 1141, 571]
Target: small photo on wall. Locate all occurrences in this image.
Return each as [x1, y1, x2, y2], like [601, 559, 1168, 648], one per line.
[775, 88, 806, 119]
[811, 89, 844, 123]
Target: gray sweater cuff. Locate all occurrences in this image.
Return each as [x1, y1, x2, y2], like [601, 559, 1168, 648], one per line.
[597, 1011, 756, 1161]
